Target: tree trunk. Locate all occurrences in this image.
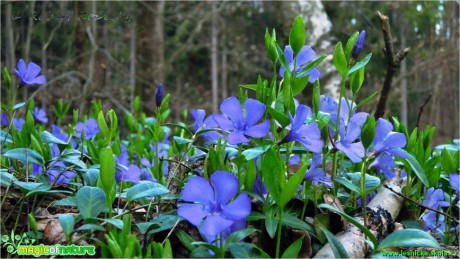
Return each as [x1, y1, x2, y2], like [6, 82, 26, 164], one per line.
[400, 16, 408, 126]
[5, 2, 16, 81]
[211, 1, 219, 113]
[129, 20, 137, 113]
[136, 1, 164, 112]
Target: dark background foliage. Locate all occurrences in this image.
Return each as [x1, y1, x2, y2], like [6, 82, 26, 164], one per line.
[1, 1, 458, 145]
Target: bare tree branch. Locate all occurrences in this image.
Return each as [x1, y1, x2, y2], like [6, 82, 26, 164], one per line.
[374, 11, 410, 119]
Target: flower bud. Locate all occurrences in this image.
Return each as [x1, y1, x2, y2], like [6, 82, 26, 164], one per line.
[156, 83, 164, 108]
[352, 30, 366, 59]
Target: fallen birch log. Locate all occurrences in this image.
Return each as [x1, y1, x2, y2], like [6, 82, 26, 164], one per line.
[314, 175, 405, 258]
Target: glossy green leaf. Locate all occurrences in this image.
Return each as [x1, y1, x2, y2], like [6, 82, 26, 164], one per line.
[224, 228, 258, 250]
[333, 42, 347, 77]
[0, 130, 13, 143]
[275, 42, 290, 73]
[229, 242, 270, 258]
[173, 136, 193, 145]
[13, 102, 26, 110]
[351, 66, 365, 95]
[262, 147, 282, 203]
[378, 229, 440, 251]
[76, 223, 105, 232]
[126, 181, 169, 203]
[3, 67, 11, 89]
[41, 131, 67, 145]
[441, 148, 457, 173]
[242, 145, 270, 161]
[97, 111, 110, 139]
[313, 80, 320, 115]
[4, 148, 44, 165]
[319, 226, 349, 258]
[279, 163, 307, 208]
[99, 218, 124, 230]
[280, 214, 314, 233]
[318, 204, 378, 248]
[265, 28, 278, 63]
[348, 53, 372, 75]
[75, 186, 106, 219]
[345, 31, 360, 62]
[265, 213, 277, 239]
[289, 16, 306, 56]
[58, 214, 75, 237]
[399, 149, 429, 187]
[292, 74, 310, 96]
[266, 106, 290, 128]
[282, 236, 304, 258]
[296, 55, 327, 78]
[356, 91, 378, 110]
[1, 169, 18, 186]
[98, 146, 116, 196]
[361, 116, 376, 149]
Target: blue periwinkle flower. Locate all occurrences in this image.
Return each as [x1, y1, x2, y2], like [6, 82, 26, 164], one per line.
[32, 107, 48, 124]
[2, 114, 8, 126]
[449, 173, 459, 200]
[213, 97, 270, 145]
[279, 45, 320, 83]
[14, 59, 47, 87]
[178, 171, 251, 243]
[304, 153, 332, 188]
[13, 118, 25, 131]
[46, 161, 77, 184]
[352, 30, 366, 59]
[191, 109, 221, 141]
[319, 96, 367, 163]
[282, 105, 323, 153]
[75, 119, 100, 139]
[156, 83, 164, 108]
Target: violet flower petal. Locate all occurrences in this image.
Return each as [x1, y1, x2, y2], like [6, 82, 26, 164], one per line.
[211, 171, 238, 205]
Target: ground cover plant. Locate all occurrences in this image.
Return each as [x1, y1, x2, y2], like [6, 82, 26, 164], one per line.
[1, 15, 459, 258]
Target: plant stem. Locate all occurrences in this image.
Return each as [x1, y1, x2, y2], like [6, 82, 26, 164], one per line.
[275, 207, 283, 258]
[360, 159, 368, 226]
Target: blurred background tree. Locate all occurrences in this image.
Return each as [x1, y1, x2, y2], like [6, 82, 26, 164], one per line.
[1, 0, 458, 145]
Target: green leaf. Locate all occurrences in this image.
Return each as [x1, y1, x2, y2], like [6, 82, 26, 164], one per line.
[274, 42, 290, 73]
[318, 204, 378, 249]
[289, 16, 306, 56]
[265, 213, 277, 239]
[175, 229, 195, 252]
[262, 147, 282, 204]
[108, 109, 118, 139]
[75, 186, 106, 219]
[4, 148, 44, 165]
[53, 197, 77, 206]
[296, 55, 327, 78]
[351, 66, 365, 95]
[41, 131, 67, 145]
[333, 42, 347, 77]
[347, 172, 381, 192]
[265, 28, 278, 63]
[356, 91, 378, 110]
[314, 213, 330, 243]
[335, 177, 360, 194]
[99, 146, 116, 190]
[13, 102, 26, 110]
[0, 130, 13, 143]
[266, 106, 290, 128]
[14, 181, 50, 193]
[441, 148, 457, 173]
[281, 214, 314, 233]
[224, 228, 258, 250]
[399, 149, 429, 187]
[98, 218, 124, 230]
[240, 84, 257, 91]
[292, 74, 310, 96]
[242, 145, 270, 161]
[319, 226, 349, 258]
[58, 214, 75, 237]
[76, 223, 105, 232]
[97, 111, 110, 140]
[126, 181, 169, 203]
[361, 116, 376, 149]
[3, 67, 11, 89]
[348, 53, 372, 75]
[229, 243, 270, 259]
[378, 229, 440, 251]
[1, 169, 18, 186]
[312, 80, 320, 115]
[279, 163, 307, 208]
[173, 136, 193, 145]
[345, 31, 360, 62]
[59, 155, 87, 169]
[282, 236, 304, 258]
